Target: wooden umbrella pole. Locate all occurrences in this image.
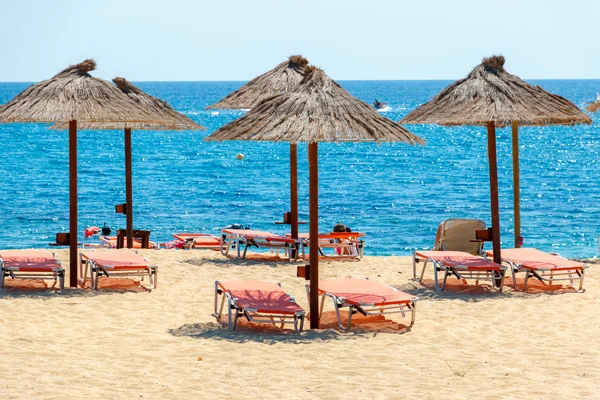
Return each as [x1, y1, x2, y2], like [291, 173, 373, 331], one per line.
[290, 143, 299, 240]
[125, 128, 133, 249]
[486, 123, 502, 264]
[511, 121, 521, 248]
[68, 120, 78, 287]
[308, 142, 319, 329]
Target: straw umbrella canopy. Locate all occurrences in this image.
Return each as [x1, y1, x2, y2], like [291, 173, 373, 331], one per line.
[207, 66, 424, 329]
[0, 60, 172, 287]
[586, 99, 600, 113]
[401, 55, 591, 261]
[207, 55, 310, 243]
[53, 77, 205, 248]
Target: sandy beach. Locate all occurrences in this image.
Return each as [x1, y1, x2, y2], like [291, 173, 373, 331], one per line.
[0, 248, 597, 399]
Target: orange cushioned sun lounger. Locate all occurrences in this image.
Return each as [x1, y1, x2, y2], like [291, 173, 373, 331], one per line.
[294, 232, 365, 259]
[172, 233, 221, 250]
[413, 250, 506, 292]
[79, 251, 157, 290]
[0, 250, 64, 289]
[310, 278, 418, 330]
[220, 229, 302, 261]
[486, 248, 588, 291]
[99, 236, 158, 249]
[213, 280, 305, 332]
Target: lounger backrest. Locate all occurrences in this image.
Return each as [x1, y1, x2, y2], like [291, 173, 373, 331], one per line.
[434, 218, 486, 255]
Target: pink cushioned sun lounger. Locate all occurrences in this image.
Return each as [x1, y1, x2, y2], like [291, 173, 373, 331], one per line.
[309, 278, 418, 330]
[213, 280, 305, 332]
[172, 233, 221, 250]
[413, 250, 506, 292]
[80, 251, 157, 290]
[486, 248, 587, 291]
[220, 229, 302, 261]
[0, 250, 64, 289]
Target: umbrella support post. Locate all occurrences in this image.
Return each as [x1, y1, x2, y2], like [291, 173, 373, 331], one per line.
[308, 142, 319, 329]
[69, 120, 78, 287]
[486, 123, 502, 264]
[125, 128, 133, 249]
[511, 121, 521, 248]
[290, 143, 299, 241]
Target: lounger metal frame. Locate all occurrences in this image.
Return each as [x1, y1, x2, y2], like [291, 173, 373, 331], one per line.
[498, 256, 587, 292]
[220, 230, 303, 261]
[79, 252, 158, 290]
[413, 252, 506, 292]
[0, 253, 64, 290]
[213, 281, 305, 332]
[307, 281, 418, 331]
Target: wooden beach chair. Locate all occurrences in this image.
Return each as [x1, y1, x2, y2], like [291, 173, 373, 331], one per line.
[213, 280, 305, 332]
[308, 278, 418, 330]
[294, 232, 365, 260]
[79, 251, 158, 290]
[0, 250, 64, 289]
[413, 250, 506, 292]
[486, 248, 588, 291]
[220, 228, 303, 261]
[172, 233, 221, 250]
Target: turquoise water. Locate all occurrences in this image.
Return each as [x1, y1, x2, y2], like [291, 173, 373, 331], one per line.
[0, 80, 598, 257]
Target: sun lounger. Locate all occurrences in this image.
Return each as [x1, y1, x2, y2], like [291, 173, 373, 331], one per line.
[308, 278, 418, 330]
[0, 250, 64, 289]
[79, 251, 158, 290]
[413, 250, 506, 292]
[220, 229, 303, 261]
[486, 248, 588, 291]
[213, 280, 305, 332]
[99, 236, 158, 249]
[412, 218, 486, 279]
[294, 232, 365, 259]
[172, 233, 221, 250]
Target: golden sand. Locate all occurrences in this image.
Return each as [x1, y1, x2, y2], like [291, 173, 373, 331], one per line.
[0, 249, 598, 399]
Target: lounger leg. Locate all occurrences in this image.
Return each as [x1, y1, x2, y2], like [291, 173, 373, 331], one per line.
[89, 261, 95, 290]
[319, 293, 326, 318]
[242, 241, 249, 259]
[578, 270, 584, 291]
[433, 262, 440, 291]
[59, 272, 65, 290]
[0, 268, 5, 289]
[232, 309, 240, 330]
[510, 262, 518, 290]
[299, 314, 305, 331]
[346, 306, 353, 330]
[419, 259, 428, 283]
[522, 271, 530, 292]
[332, 297, 344, 330]
[441, 269, 449, 291]
[227, 294, 233, 328]
[409, 303, 417, 328]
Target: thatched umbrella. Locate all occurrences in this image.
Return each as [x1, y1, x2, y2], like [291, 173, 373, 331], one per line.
[0, 60, 171, 287]
[53, 77, 205, 248]
[586, 99, 600, 113]
[402, 55, 591, 261]
[207, 66, 424, 329]
[207, 55, 310, 243]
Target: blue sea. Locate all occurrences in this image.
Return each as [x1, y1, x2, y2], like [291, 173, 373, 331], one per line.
[0, 80, 598, 258]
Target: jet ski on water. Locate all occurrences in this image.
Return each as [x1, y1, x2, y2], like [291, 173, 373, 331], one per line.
[372, 99, 388, 110]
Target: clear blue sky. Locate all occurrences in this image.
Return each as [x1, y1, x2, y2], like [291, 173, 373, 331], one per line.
[0, 0, 598, 82]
